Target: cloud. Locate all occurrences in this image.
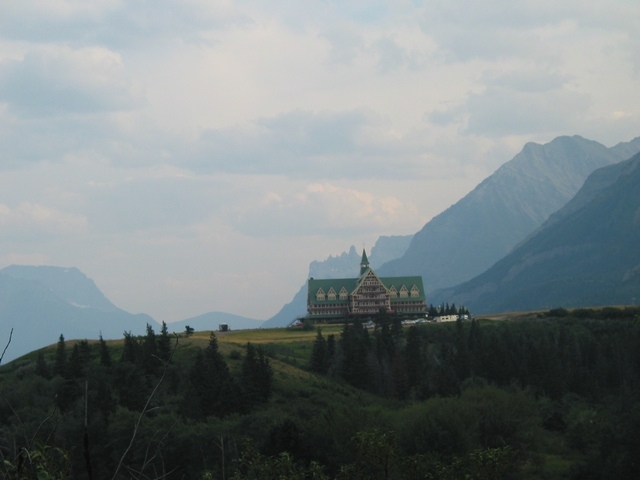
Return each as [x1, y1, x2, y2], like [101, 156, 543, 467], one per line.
[418, 0, 575, 61]
[0, 45, 140, 117]
[320, 27, 366, 65]
[227, 182, 420, 237]
[186, 108, 428, 179]
[427, 64, 589, 137]
[0, 0, 248, 47]
[0, 202, 88, 240]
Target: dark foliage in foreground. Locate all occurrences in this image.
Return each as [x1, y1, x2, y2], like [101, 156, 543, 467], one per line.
[1, 308, 640, 479]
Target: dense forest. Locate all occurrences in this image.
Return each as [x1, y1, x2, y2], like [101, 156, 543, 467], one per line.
[1, 307, 640, 479]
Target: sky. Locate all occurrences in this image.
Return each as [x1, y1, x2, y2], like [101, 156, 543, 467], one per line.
[0, 1, 638, 322]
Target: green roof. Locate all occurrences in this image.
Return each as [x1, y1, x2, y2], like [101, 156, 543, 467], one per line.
[308, 274, 426, 306]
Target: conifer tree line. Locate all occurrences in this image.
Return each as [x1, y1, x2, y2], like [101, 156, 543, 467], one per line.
[3, 307, 640, 479]
[4, 324, 273, 478]
[47, 324, 273, 417]
[310, 307, 640, 402]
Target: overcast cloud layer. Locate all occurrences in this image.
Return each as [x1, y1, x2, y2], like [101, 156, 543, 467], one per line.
[1, 0, 638, 322]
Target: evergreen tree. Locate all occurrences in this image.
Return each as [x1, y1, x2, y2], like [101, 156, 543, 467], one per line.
[98, 334, 112, 368]
[189, 332, 235, 418]
[54, 334, 67, 376]
[404, 327, 424, 393]
[309, 329, 328, 374]
[339, 320, 372, 390]
[35, 350, 50, 379]
[120, 331, 140, 364]
[326, 333, 336, 369]
[157, 321, 172, 363]
[391, 315, 403, 339]
[67, 340, 91, 379]
[141, 323, 159, 374]
[241, 342, 273, 407]
[454, 318, 471, 380]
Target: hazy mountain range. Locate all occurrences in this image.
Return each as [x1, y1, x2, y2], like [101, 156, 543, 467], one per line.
[0, 266, 260, 363]
[264, 135, 640, 326]
[436, 151, 640, 313]
[2, 135, 640, 362]
[379, 135, 640, 292]
[0, 266, 154, 364]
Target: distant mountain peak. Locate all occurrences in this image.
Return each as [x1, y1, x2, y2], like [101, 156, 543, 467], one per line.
[378, 135, 640, 294]
[0, 265, 155, 364]
[1, 265, 117, 312]
[440, 151, 640, 313]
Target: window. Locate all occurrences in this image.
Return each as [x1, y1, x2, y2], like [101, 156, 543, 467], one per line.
[316, 288, 326, 301]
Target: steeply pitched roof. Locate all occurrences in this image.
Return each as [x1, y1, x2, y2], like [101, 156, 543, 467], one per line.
[308, 274, 426, 305]
[360, 248, 370, 276]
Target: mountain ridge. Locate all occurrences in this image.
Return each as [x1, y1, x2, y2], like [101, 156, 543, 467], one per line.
[377, 135, 640, 293]
[436, 151, 640, 313]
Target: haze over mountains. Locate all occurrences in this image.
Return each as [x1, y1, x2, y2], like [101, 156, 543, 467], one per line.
[0, 266, 154, 363]
[264, 135, 640, 326]
[3, 135, 640, 362]
[437, 151, 640, 313]
[379, 135, 640, 293]
[0, 266, 259, 363]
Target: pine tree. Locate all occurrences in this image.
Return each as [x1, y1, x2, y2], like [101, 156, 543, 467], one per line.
[35, 350, 50, 379]
[326, 333, 336, 369]
[141, 323, 159, 374]
[98, 334, 112, 368]
[241, 342, 273, 408]
[67, 340, 91, 379]
[309, 329, 328, 374]
[120, 331, 140, 364]
[53, 334, 67, 376]
[339, 320, 372, 390]
[157, 321, 172, 363]
[191, 332, 235, 418]
[404, 327, 422, 392]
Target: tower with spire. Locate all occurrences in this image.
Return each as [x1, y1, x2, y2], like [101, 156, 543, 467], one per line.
[359, 248, 370, 276]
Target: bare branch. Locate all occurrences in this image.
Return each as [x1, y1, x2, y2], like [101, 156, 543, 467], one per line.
[0, 328, 13, 365]
[111, 334, 179, 480]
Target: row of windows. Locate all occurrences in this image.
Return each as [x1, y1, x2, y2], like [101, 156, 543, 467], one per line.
[316, 288, 420, 301]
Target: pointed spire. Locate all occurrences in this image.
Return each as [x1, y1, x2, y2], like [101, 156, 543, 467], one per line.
[360, 248, 370, 276]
